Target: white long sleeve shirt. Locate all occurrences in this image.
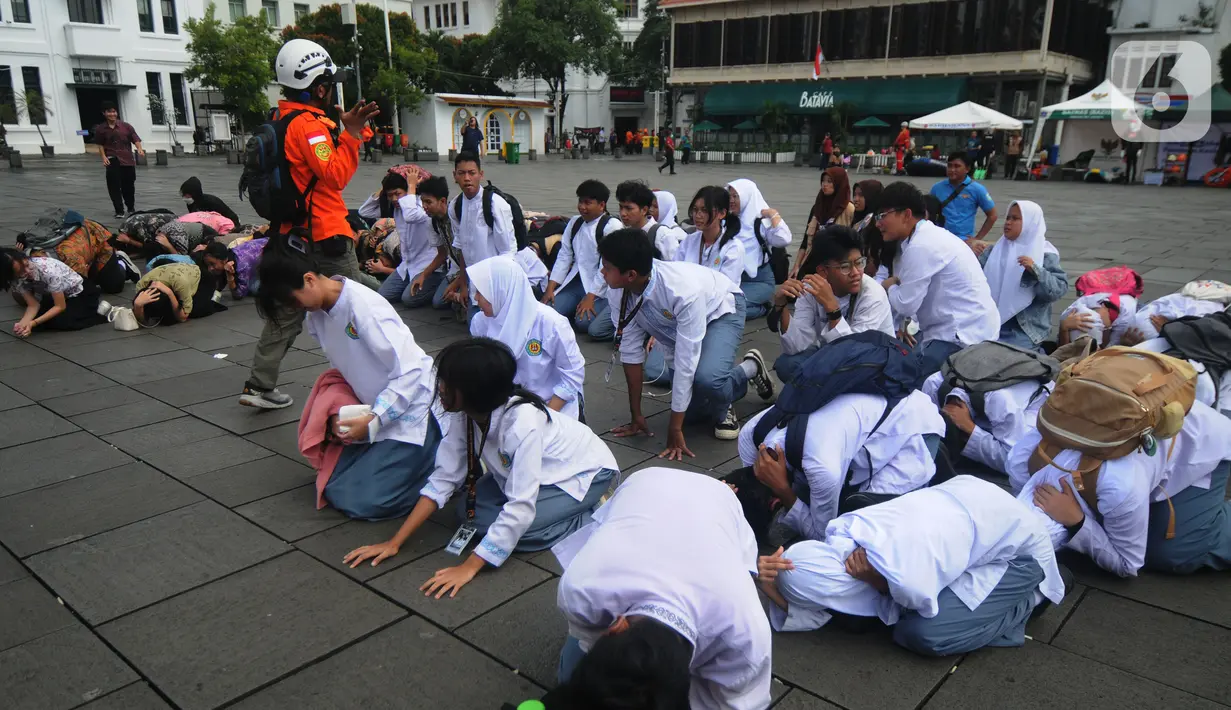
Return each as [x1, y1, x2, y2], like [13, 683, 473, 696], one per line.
[359, 193, 441, 281]
[772, 476, 1065, 632]
[470, 304, 586, 420]
[673, 231, 747, 289]
[887, 220, 1000, 347]
[306, 278, 436, 446]
[548, 214, 621, 298]
[647, 219, 685, 260]
[553, 467, 772, 710]
[421, 402, 618, 567]
[609, 260, 741, 413]
[923, 371, 1053, 475]
[779, 275, 896, 355]
[448, 189, 516, 267]
[737, 217, 792, 277]
[738, 391, 945, 542]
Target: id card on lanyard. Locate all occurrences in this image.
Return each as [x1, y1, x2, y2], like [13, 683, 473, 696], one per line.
[605, 288, 646, 383]
[447, 417, 487, 555]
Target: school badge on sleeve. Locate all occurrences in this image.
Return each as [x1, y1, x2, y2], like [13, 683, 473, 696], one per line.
[661, 309, 675, 320]
[498, 450, 514, 468]
[344, 321, 360, 339]
[525, 339, 543, 356]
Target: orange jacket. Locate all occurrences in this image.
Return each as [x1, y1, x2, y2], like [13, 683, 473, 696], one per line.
[276, 100, 371, 241]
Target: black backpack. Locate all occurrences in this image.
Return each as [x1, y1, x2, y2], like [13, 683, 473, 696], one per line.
[567, 212, 613, 246]
[238, 108, 321, 231]
[1162, 312, 1231, 400]
[452, 181, 529, 250]
[752, 218, 789, 284]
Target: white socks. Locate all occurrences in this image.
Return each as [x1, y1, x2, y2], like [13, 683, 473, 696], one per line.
[739, 359, 758, 378]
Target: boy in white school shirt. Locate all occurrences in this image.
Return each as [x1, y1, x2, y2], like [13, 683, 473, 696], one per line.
[551, 466, 772, 710]
[757, 476, 1066, 657]
[875, 182, 1000, 379]
[616, 179, 679, 259]
[599, 228, 774, 455]
[359, 173, 453, 308]
[770, 225, 895, 383]
[542, 179, 621, 341]
[440, 151, 517, 310]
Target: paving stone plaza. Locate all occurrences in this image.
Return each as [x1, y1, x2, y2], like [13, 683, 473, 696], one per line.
[1, 153, 1229, 710]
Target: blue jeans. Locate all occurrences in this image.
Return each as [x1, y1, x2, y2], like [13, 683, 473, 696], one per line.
[430, 274, 479, 320]
[915, 339, 964, 383]
[998, 320, 1041, 351]
[741, 262, 776, 320]
[1145, 460, 1231, 574]
[773, 346, 819, 385]
[551, 278, 614, 341]
[377, 269, 444, 308]
[558, 635, 586, 684]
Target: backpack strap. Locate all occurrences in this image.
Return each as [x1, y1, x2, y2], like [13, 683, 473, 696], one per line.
[860, 395, 902, 478]
[938, 181, 968, 210]
[273, 109, 317, 236]
[595, 213, 611, 244]
[752, 218, 770, 261]
[481, 183, 496, 230]
[1030, 441, 1103, 512]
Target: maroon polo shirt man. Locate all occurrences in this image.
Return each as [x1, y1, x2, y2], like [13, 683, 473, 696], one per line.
[94, 101, 145, 218]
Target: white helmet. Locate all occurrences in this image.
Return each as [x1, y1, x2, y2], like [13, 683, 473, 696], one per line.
[276, 39, 339, 90]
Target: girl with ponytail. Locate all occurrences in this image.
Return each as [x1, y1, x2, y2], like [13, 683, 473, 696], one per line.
[672, 185, 746, 288]
[344, 336, 619, 598]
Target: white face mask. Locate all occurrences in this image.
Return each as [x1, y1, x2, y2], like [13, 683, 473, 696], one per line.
[184, 197, 193, 204]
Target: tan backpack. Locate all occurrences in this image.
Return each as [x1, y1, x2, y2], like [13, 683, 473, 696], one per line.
[1030, 347, 1196, 537]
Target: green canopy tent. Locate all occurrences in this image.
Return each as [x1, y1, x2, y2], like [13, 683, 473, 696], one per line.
[853, 116, 890, 151]
[692, 120, 721, 131]
[732, 119, 759, 130]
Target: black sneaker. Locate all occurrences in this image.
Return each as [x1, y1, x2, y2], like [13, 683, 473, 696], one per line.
[113, 249, 141, 282]
[714, 406, 740, 440]
[238, 386, 294, 409]
[743, 349, 775, 401]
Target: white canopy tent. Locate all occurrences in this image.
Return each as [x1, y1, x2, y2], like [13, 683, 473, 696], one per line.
[1025, 79, 1137, 169]
[909, 101, 1024, 131]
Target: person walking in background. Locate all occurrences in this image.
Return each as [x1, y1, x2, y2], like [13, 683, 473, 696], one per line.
[681, 132, 692, 164]
[1123, 139, 1142, 184]
[598, 127, 607, 155]
[894, 122, 911, 174]
[608, 128, 618, 154]
[965, 131, 981, 169]
[821, 132, 833, 169]
[1005, 132, 1023, 179]
[658, 133, 677, 175]
[94, 101, 145, 219]
[461, 116, 483, 156]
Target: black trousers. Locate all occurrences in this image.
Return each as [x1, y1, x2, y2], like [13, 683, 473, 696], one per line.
[91, 254, 128, 294]
[1126, 154, 1139, 183]
[1004, 155, 1020, 179]
[105, 163, 136, 213]
[658, 151, 676, 173]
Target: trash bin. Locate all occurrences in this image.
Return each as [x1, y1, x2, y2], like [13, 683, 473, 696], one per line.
[505, 142, 521, 164]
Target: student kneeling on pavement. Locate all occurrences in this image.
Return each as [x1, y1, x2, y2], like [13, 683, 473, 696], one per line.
[770, 225, 895, 384]
[757, 476, 1065, 657]
[2, 247, 106, 336]
[344, 337, 617, 598]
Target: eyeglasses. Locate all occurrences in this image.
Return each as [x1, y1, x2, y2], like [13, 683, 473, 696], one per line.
[824, 256, 868, 275]
[874, 208, 904, 222]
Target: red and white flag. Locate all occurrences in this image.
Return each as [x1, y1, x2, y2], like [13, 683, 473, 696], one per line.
[812, 44, 825, 80]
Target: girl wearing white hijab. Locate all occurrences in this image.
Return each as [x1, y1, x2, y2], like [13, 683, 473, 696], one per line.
[650, 189, 688, 252]
[979, 200, 1068, 351]
[468, 256, 586, 420]
[725, 179, 791, 319]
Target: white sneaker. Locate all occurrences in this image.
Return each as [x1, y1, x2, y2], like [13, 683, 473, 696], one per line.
[97, 299, 113, 317]
[714, 406, 740, 440]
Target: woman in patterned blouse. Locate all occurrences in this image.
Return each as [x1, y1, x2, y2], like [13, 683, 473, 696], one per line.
[1, 248, 104, 336]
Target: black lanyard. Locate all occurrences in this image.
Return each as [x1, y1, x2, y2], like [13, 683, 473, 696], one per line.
[463, 416, 489, 520]
[614, 288, 646, 348]
[696, 235, 719, 266]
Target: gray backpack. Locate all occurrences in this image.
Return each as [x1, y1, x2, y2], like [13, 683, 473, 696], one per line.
[937, 341, 1060, 417]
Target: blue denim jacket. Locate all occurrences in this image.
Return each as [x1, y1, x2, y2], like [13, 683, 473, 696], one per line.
[980, 250, 1068, 345]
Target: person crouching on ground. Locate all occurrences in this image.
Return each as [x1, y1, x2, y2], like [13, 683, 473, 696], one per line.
[1, 247, 105, 336]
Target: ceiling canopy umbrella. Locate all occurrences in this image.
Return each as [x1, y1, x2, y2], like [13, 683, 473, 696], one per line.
[732, 119, 759, 130]
[853, 116, 890, 128]
[692, 120, 722, 131]
[909, 101, 1023, 131]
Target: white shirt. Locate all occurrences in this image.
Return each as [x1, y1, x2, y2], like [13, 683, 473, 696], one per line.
[609, 260, 741, 413]
[421, 402, 618, 567]
[673, 231, 747, 289]
[771, 476, 1065, 632]
[1128, 293, 1223, 340]
[549, 214, 621, 298]
[470, 305, 586, 420]
[448, 189, 516, 267]
[553, 467, 772, 710]
[923, 372, 1053, 475]
[359, 193, 440, 281]
[779, 275, 896, 355]
[514, 247, 549, 290]
[306, 278, 436, 446]
[738, 391, 946, 542]
[887, 220, 1000, 347]
[645, 218, 684, 260]
[1009, 402, 1231, 577]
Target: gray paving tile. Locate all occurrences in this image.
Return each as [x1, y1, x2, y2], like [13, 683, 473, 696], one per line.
[923, 641, 1223, 709]
[1053, 590, 1231, 705]
[182, 382, 311, 434]
[521, 548, 564, 575]
[91, 348, 232, 385]
[0, 359, 117, 400]
[0, 404, 79, 449]
[1063, 553, 1231, 629]
[0, 382, 33, 411]
[295, 517, 453, 582]
[40, 385, 153, 417]
[229, 616, 541, 710]
[134, 363, 253, 406]
[0, 339, 62, 370]
[102, 417, 227, 457]
[0, 461, 203, 557]
[187, 455, 315, 507]
[457, 578, 565, 688]
[68, 399, 186, 436]
[28, 501, 289, 624]
[0, 431, 134, 498]
[17, 324, 145, 349]
[1025, 584, 1087, 644]
[369, 550, 552, 630]
[80, 683, 172, 710]
[0, 547, 27, 584]
[1139, 265, 1206, 285]
[277, 362, 332, 386]
[774, 690, 843, 710]
[141, 434, 274, 479]
[243, 421, 305, 462]
[605, 439, 657, 471]
[56, 334, 185, 366]
[150, 321, 257, 351]
[236, 484, 349, 541]
[599, 409, 740, 471]
[772, 625, 953, 710]
[0, 577, 77, 652]
[99, 552, 406, 710]
[581, 384, 670, 439]
[0, 625, 138, 710]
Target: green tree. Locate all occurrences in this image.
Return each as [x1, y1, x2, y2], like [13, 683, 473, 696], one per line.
[487, 0, 622, 136]
[184, 3, 279, 132]
[281, 3, 435, 121]
[759, 100, 788, 145]
[1220, 43, 1230, 93]
[423, 32, 504, 95]
[622, 0, 670, 92]
[14, 89, 52, 147]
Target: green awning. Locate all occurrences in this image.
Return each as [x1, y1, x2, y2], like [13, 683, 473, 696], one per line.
[692, 120, 722, 131]
[732, 119, 759, 130]
[853, 116, 890, 128]
[703, 77, 966, 116]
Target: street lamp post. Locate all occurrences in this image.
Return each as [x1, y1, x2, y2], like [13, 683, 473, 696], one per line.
[383, 0, 401, 136]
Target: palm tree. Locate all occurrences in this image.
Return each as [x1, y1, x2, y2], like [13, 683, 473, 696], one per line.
[759, 100, 788, 146]
[13, 89, 52, 150]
